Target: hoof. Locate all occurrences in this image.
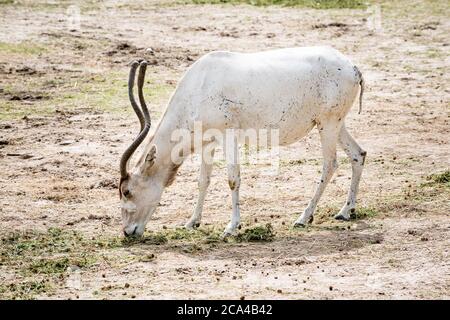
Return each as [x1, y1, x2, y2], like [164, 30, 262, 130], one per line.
[293, 215, 313, 228]
[293, 222, 306, 228]
[184, 221, 200, 230]
[334, 214, 350, 221]
[222, 222, 239, 239]
[221, 227, 239, 240]
[220, 231, 233, 240]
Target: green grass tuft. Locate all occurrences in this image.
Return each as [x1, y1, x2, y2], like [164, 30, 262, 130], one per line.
[353, 207, 379, 219]
[425, 170, 450, 186]
[0, 280, 50, 300]
[122, 233, 169, 246]
[313, 205, 379, 225]
[236, 223, 275, 242]
[166, 228, 197, 240]
[28, 255, 94, 274]
[0, 228, 99, 299]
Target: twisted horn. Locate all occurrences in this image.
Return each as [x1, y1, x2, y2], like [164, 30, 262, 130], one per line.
[137, 61, 151, 127]
[128, 60, 145, 132]
[120, 60, 151, 180]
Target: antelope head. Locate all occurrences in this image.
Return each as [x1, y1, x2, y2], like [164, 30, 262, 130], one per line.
[119, 60, 165, 238]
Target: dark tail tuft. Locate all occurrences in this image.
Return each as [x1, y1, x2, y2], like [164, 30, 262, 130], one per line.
[353, 66, 364, 114]
[358, 75, 364, 114]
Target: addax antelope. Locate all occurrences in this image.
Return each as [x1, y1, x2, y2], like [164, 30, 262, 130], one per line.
[119, 47, 366, 238]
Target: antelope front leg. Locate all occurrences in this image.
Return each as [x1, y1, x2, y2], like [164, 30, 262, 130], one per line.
[222, 134, 241, 238]
[222, 162, 241, 237]
[185, 148, 215, 229]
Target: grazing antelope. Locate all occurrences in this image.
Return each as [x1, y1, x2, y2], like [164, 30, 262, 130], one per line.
[119, 47, 366, 238]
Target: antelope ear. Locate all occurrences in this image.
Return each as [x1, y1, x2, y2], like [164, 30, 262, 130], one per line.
[145, 145, 157, 167]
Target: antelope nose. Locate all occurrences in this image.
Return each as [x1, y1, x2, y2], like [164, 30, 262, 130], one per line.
[123, 225, 138, 237]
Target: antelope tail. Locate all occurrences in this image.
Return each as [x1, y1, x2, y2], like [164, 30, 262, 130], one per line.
[353, 65, 364, 114]
[358, 74, 364, 114]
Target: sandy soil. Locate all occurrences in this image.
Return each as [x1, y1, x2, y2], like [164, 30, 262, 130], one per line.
[0, 0, 449, 299]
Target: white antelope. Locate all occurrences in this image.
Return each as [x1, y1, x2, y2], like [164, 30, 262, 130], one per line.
[119, 46, 366, 238]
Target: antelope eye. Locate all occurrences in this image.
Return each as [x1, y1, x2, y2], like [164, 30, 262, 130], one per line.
[123, 189, 131, 198]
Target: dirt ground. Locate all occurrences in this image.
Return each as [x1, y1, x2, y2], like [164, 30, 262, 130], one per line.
[0, 0, 449, 299]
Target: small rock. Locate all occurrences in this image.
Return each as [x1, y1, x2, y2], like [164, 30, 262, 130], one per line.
[67, 265, 81, 272]
[116, 42, 131, 50]
[59, 140, 74, 146]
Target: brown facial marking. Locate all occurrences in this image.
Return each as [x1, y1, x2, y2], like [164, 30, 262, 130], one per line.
[165, 162, 182, 187]
[145, 145, 157, 167]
